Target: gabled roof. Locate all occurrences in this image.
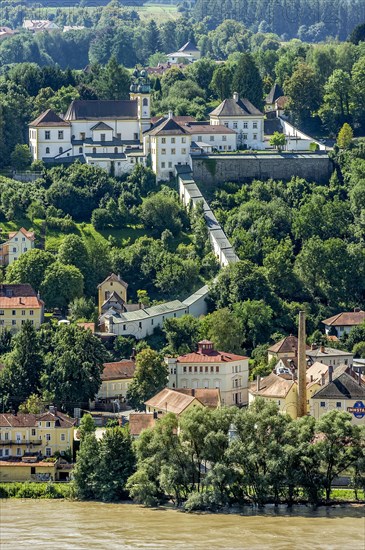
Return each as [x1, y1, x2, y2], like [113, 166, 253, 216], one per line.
[176, 388, 220, 408]
[312, 370, 365, 400]
[307, 346, 352, 359]
[90, 121, 113, 131]
[29, 109, 70, 127]
[322, 310, 365, 327]
[210, 97, 263, 117]
[178, 40, 200, 53]
[265, 83, 284, 104]
[8, 227, 35, 241]
[145, 388, 199, 415]
[97, 273, 128, 289]
[147, 117, 189, 136]
[129, 413, 158, 436]
[0, 411, 76, 428]
[306, 361, 329, 383]
[64, 100, 138, 121]
[184, 122, 236, 135]
[249, 372, 295, 399]
[268, 335, 306, 354]
[101, 360, 135, 381]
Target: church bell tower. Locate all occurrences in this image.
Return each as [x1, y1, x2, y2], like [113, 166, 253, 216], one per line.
[130, 68, 151, 135]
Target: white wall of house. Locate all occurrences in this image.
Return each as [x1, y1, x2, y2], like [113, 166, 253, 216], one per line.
[30, 126, 72, 160]
[279, 119, 326, 151]
[189, 130, 237, 151]
[6, 233, 35, 264]
[167, 357, 249, 406]
[150, 134, 191, 180]
[210, 115, 265, 149]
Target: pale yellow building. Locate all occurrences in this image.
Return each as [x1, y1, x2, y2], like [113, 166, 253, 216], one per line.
[97, 273, 128, 315]
[0, 458, 58, 482]
[96, 360, 136, 403]
[0, 283, 44, 331]
[248, 373, 298, 419]
[310, 366, 365, 425]
[0, 408, 76, 460]
[145, 387, 206, 417]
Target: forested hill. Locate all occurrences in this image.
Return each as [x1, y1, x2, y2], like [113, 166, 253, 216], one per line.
[193, 0, 365, 41]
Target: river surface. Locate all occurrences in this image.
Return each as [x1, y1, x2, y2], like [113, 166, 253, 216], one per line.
[0, 500, 364, 549]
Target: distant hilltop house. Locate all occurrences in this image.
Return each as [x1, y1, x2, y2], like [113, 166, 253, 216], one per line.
[97, 273, 142, 331]
[0, 227, 35, 266]
[322, 308, 365, 338]
[147, 62, 186, 76]
[167, 40, 201, 64]
[166, 340, 249, 406]
[22, 20, 60, 32]
[0, 27, 14, 40]
[0, 283, 44, 331]
[265, 83, 289, 116]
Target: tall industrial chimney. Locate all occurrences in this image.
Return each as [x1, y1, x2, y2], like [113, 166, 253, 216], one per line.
[297, 310, 307, 417]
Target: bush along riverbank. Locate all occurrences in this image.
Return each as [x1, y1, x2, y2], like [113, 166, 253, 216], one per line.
[0, 482, 74, 499]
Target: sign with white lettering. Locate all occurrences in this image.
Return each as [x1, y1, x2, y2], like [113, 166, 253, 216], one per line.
[347, 401, 365, 419]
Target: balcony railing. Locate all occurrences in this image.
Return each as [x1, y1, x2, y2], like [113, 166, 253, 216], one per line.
[0, 440, 42, 446]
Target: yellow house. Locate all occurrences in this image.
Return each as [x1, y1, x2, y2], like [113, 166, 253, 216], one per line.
[310, 366, 365, 425]
[0, 458, 58, 482]
[0, 283, 44, 332]
[0, 227, 35, 266]
[97, 273, 128, 314]
[96, 360, 136, 403]
[145, 387, 206, 417]
[249, 373, 298, 419]
[0, 408, 76, 460]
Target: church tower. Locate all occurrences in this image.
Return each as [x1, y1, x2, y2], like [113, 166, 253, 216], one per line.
[130, 68, 151, 136]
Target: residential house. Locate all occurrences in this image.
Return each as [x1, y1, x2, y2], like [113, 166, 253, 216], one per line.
[167, 340, 249, 406]
[0, 457, 60, 482]
[0, 227, 35, 266]
[22, 20, 60, 32]
[0, 407, 76, 461]
[306, 343, 353, 369]
[209, 93, 265, 149]
[0, 283, 44, 331]
[98, 273, 128, 315]
[167, 40, 201, 64]
[145, 387, 205, 416]
[129, 412, 160, 438]
[96, 359, 136, 404]
[310, 365, 365, 425]
[265, 83, 284, 112]
[322, 308, 365, 338]
[248, 372, 298, 419]
[267, 334, 307, 363]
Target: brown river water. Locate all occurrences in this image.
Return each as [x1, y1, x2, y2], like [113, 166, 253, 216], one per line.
[0, 500, 364, 549]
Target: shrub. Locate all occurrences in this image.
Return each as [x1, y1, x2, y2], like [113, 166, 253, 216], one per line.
[47, 216, 76, 233]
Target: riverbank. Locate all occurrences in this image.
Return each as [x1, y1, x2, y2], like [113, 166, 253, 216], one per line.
[1, 500, 364, 549]
[0, 482, 364, 508]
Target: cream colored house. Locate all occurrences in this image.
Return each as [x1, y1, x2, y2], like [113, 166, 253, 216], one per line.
[96, 360, 135, 403]
[209, 93, 265, 149]
[322, 309, 365, 338]
[0, 227, 35, 266]
[249, 373, 298, 419]
[145, 387, 205, 416]
[167, 340, 249, 406]
[0, 408, 76, 460]
[310, 366, 365, 425]
[98, 273, 128, 315]
[0, 283, 44, 331]
[167, 40, 201, 64]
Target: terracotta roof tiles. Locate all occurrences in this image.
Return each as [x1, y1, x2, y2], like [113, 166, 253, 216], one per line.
[322, 310, 365, 327]
[101, 360, 135, 381]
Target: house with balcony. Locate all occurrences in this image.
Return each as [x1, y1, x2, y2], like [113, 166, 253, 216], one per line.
[167, 340, 249, 406]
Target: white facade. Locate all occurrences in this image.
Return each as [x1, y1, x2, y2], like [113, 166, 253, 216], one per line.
[167, 342, 249, 406]
[0, 229, 35, 266]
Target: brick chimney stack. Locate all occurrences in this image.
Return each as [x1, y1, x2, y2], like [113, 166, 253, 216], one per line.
[297, 311, 307, 417]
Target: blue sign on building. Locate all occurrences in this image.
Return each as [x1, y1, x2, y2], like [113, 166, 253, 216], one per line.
[347, 401, 365, 419]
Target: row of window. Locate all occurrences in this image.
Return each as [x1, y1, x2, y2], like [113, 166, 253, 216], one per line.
[0, 320, 34, 326]
[11, 247, 28, 253]
[161, 137, 186, 144]
[45, 131, 65, 140]
[0, 310, 34, 315]
[224, 121, 259, 129]
[0, 431, 66, 440]
[183, 366, 220, 373]
[0, 448, 54, 457]
[11, 237, 27, 242]
[160, 148, 187, 155]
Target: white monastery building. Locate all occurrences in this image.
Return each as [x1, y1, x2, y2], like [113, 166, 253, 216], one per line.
[167, 340, 249, 406]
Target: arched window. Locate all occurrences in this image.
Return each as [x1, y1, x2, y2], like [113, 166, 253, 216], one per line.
[93, 147, 96, 154]
[79, 147, 83, 154]
[143, 98, 148, 106]
[59, 147, 63, 154]
[45, 147, 50, 154]
[114, 147, 118, 154]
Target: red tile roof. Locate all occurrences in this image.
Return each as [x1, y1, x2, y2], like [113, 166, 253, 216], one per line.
[249, 372, 295, 398]
[129, 413, 158, 436]
[0, 284, 43, 309]
[176, 388, 220, 408]
[0, 411, 76, 428]
[176, 350, 248, 363]
[0, 460, 56, 468]
[268, 335, 309, 354]
[145, 388, 198, 415]
[77, 322, 95, 332]
[322, 310, 365, 327]
[101, 360, 135, 381]
[8, 227, 35, 241]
